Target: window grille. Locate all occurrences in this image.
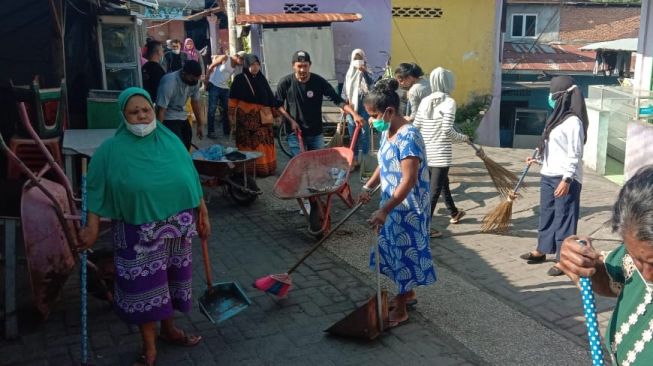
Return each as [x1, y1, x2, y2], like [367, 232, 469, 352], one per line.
[284, 3, 318, 14]
[392, 7, 443, 18]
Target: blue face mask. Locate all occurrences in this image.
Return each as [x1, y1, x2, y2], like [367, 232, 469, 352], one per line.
[547, 93, 556, 109]
[371, 110, 389, 132]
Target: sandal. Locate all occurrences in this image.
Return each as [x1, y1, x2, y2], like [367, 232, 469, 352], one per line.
[449, 210, 466, 224]
[430, 229, 443, 238]
[159, 330, 202, 347]
[133, 354, 156, 366]
[519, 252, 546, 263]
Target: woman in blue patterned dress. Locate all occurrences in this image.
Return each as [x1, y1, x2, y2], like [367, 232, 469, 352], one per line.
[359, 79, 436, 327]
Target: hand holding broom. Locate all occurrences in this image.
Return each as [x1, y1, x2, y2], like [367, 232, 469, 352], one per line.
[481, 148, 538, 233]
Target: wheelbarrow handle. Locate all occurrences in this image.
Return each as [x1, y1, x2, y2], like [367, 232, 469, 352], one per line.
[348, 121, 363, 153]
[295, 128, 305, 154]
[201, 239, 214, 289]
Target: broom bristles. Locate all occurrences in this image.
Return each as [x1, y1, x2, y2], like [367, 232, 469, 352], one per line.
[254, 273, 292, 297]
[478, 153, 520, 199]
[481, 199, 514, 233]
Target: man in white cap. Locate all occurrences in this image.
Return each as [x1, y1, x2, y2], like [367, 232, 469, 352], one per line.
[205, 50, 246, 138]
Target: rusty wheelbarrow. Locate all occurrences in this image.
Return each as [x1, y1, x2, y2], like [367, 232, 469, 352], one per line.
[273, 124, 362, 237]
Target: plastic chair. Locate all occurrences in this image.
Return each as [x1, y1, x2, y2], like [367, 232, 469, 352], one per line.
[10, 78, 66, 139]
[6, 103, 63, 179]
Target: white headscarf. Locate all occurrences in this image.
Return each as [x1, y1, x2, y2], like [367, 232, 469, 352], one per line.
[423, 67, 455, 116]
[344, 49, 370, 110]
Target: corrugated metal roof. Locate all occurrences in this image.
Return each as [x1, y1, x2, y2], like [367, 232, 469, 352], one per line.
[503, 42, 598, 72]
[235, 13, 363, 25]
[580, 38, 638, 52]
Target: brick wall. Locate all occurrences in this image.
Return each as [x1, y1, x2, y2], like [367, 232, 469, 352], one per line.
[560, 6, 640, 43]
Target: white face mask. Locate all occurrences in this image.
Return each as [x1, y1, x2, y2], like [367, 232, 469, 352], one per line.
[353, 59, 364, 68]
[172, 49, 181, 55]
[126, 118, 156, 137]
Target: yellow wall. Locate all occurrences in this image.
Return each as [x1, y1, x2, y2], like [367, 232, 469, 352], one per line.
[391, 0, 497, 104]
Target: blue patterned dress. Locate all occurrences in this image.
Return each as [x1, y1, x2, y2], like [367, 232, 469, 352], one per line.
[370, 124, 436, 294]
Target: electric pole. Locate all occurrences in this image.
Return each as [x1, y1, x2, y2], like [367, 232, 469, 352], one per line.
[226, 0, 239, 55]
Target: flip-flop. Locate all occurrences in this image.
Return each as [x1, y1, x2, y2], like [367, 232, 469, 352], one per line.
[158, 330, 202, 347]
[133, 354, 156, 366]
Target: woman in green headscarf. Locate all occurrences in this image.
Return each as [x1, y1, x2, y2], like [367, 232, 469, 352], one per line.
[79, 87, 210, 366]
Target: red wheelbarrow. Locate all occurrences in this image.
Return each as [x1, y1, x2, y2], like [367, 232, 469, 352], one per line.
[273, 124, 362, 237]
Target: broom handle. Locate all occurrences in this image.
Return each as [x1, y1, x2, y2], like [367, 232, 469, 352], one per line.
[80, 158, 89, 365]
[375, 231, 383, 333]
[200, 238, 214, 289]
[287, 185, 380, 274]
[452, 126, 483, 155]
[577, 240, 605, 366]
[512, 149, 539, 194]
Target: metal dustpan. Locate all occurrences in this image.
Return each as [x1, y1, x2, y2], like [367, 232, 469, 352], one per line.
[326, 234, 388, 340]
[326, 289, 388, 340]
[199, 239, 251, 324]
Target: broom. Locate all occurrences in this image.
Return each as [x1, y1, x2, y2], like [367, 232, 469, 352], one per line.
[481, 149, 538, 233]
[254, 185, 380, 297]
[326, 112, 346, 148]
[465, 141, 519, 198]
[452, 125, 518, 198]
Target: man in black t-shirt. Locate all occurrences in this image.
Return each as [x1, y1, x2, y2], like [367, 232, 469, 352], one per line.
[276, 50, 364, 155]
[141, 40, 166, 101]
[163, 39, 187, 73]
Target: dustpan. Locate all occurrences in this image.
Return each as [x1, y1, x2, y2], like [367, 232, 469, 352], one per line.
[326, 232, 388, 339]
[199, 239, 251, 324]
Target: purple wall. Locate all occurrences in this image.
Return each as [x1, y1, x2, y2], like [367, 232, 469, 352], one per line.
[247, 0, 391, 83]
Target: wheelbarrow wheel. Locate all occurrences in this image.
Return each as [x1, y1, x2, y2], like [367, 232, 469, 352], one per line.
[228, 174, 259, 205]
[308, 200, 329, 239]
[277, 123, 293, 158]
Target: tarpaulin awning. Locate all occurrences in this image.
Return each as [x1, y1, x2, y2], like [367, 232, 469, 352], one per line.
[580, 38, 638, 52]
[235, 13, 363, 25]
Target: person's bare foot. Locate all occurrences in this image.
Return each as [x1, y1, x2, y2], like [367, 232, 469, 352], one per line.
[388, 291, 414, 328]
[389, 290, 416, 309]
[159, 327, 202, 347]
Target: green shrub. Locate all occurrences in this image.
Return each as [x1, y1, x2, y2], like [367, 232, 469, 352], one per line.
[454, 94, 492, 140]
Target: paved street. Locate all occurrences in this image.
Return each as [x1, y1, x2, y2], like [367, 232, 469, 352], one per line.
[1, 136, 623, 365]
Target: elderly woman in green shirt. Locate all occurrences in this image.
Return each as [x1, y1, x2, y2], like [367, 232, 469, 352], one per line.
[79, 87, 210, 366]
[559, 164, 653, 366]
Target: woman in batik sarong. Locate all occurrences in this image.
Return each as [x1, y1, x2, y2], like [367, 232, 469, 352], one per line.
[359, 79, 436, 328]
[559, 164, 653, 366]
[79, 87, 210, 366]
[228, 54, 278, 176]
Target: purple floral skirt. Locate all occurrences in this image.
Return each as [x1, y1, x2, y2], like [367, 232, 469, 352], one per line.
[112, 209, 196, 325]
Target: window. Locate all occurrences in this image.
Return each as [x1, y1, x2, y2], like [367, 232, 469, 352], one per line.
[511, 14, 537, 38]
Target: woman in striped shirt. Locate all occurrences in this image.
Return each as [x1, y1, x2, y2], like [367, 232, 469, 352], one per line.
[413, 67, 469, 238]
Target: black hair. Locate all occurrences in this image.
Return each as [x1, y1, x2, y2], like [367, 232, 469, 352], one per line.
[612, 164, 653, 243]
[364, 78, 400, 112]
[394, 62, 423, 79]
[171, 39, 181, 45]
[144, 40, 162, 59]
[182, 60, 202, 77]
